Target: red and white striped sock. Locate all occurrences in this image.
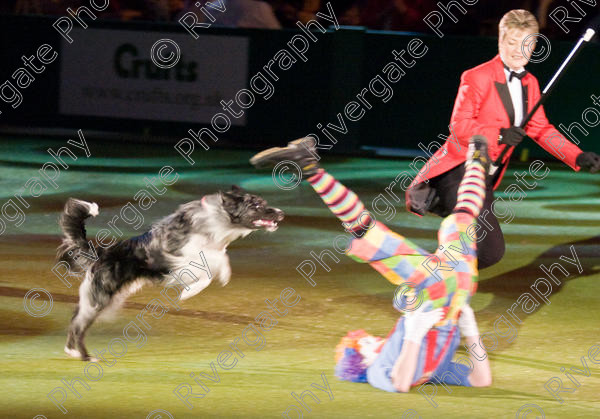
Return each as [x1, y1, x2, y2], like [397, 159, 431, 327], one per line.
[453, 161, 486, 217]
[307, 169, 373, 236]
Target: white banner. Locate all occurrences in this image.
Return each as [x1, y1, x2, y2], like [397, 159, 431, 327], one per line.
[59, 29, 249, 124]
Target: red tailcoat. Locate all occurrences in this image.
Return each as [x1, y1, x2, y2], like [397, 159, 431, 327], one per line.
[406, 55, 583, 214]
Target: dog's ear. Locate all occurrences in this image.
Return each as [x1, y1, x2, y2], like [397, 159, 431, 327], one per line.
[220, 190, 243, 204]
[230, 185, 246, 195]
[220, 190, 245, 221]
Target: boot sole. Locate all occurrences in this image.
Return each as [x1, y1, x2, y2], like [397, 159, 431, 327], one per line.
[250, 137, 316, 167]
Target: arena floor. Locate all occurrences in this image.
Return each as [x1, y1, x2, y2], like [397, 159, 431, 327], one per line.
[1, 136, 599, 418]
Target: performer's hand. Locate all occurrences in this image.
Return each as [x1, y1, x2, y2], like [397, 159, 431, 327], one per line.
[576, 151, 600, 173]
[498, 126, 527, 146]
[403, 303, 444, 344]
[458, 304, 480, 338]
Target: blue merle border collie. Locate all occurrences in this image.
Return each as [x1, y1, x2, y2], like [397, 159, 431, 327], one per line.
[58, 186, 284, 361]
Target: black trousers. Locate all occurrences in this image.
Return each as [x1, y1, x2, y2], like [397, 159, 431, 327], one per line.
[429, 164, 505, 269]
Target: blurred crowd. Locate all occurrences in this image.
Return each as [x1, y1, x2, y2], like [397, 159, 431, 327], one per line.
[1, 0, 589, 38]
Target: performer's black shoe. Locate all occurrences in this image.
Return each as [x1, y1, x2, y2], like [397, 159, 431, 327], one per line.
[250, 137, 321, 177]
[465, 135, 490, 172]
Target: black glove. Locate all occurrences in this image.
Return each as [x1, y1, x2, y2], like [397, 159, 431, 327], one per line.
[576, 151, 600, 173]
[498, 126, 527, 146]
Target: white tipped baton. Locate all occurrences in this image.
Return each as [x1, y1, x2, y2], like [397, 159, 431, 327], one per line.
[489, 28, 597, 175]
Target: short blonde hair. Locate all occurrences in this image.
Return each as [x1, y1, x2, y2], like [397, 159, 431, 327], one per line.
[499, 9, 539, 40]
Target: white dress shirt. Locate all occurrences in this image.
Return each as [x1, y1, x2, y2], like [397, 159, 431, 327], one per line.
[503, 67, 525, 126]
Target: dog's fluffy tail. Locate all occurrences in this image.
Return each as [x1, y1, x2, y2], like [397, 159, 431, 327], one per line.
[57, 199, 99, 270]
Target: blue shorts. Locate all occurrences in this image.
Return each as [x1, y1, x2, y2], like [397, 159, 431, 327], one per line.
[367, 317, 472, 392]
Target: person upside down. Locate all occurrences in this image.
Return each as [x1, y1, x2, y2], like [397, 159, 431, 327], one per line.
[251, 135, 493, 392]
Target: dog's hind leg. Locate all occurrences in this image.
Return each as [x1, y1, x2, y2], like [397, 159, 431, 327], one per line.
[65, 304, 80, 352]
[65, 273, 106, 361]
[65, 306, 102, 361]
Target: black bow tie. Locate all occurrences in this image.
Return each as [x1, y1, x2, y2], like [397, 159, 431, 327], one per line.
[509, 70, 527, 82]
[503, 63, 528, 82]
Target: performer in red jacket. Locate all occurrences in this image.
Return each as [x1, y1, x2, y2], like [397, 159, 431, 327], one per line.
[406, 9, 600, 269]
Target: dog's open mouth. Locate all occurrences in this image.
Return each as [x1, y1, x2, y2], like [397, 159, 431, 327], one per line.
[253, 219, 279, 231]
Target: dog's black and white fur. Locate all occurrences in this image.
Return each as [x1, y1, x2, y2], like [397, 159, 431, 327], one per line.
[58, 186, 284, 361]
